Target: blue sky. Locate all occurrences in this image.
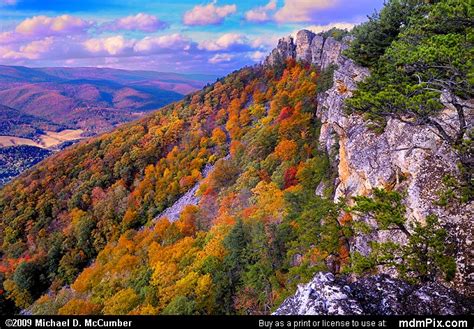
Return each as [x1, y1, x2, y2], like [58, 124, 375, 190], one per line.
[0, 0, 384, 75]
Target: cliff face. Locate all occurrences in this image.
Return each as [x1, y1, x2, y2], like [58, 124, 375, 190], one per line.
[267, 29, 473, 311]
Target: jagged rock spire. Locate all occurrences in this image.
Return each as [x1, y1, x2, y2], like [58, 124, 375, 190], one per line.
[266, 29, 353, 70]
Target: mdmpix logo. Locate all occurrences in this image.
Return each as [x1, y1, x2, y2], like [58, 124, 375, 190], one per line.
[399, 318, 469, 328]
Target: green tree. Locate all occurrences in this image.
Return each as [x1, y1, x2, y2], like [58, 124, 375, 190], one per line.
[319, 28, 350, 41]
[239, 222, 274, 314]
[349, 189, 456, 283]
[216, 219, 248, 314]
[346, 0, 429, 67]
[284, 190, 343, 283]
[403, 215, 456, 282]
[12, 261, 49, 305]
[316, 64, 337, 94]
[350, 188, 410, 236]
[162, 296, 196, 315]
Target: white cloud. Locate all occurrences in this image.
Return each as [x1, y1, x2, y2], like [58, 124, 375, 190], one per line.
[302, 22, 356, 34]
[209, 53, 234, 64]
[0, 48, 36, 60]
[133, 34, 191, 53]
[105, 13, 167, 32]
[0, 31, 17, 44]
[183, 1, 237, 26]
[1, 37, 55, 59]
[274, 0, 339, 23]
[20, 37, 54, 55]
[250, 35, 280, 49]
[198, 33, 248, 51]
[82, 33, 193, 57]
[245, 0, 277, 22]
[84, 35, 132, 55]
[248, 50, 267, 62]
[0, 0, 17, 5]
[16, 15, 92, 36]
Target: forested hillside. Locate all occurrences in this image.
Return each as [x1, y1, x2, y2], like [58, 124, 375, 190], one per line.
[1, 58, 339, 314]
[0, 0, 471, 315]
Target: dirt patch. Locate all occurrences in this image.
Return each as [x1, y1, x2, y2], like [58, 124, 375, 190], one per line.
[39, 129, 84, 148]
[0, 129, 84, 149]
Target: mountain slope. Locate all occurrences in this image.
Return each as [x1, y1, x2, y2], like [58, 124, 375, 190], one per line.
[0, 104, 64, 140]
[1, 55, 328, 315]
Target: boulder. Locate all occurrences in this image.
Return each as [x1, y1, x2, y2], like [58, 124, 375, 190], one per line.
[274, 272, 473, 315]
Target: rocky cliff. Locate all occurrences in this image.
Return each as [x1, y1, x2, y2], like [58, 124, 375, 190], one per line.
[267, 30, 473, 313]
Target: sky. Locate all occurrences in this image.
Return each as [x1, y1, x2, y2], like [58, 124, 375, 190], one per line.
[0, 0, 384, 75]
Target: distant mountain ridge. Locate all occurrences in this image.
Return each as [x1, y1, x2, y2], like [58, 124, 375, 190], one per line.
[0, 104, 64, 140]
[0, 65, 215, 135]
[0, 65, 214, 92]
[1, 0, 471, 316]
[0, 65, 215, 185]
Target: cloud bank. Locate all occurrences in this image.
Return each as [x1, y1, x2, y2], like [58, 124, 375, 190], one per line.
[245, 0, 277, 22]
[275, 0, 340, 23]
[183, 1, 237, 26]
[104, 13, 168, 32]
[16, 15, 93, 36]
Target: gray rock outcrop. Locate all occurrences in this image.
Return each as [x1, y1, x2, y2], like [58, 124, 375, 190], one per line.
[274, 272, 472, 315]
[154, 162, 215, 222]
[266, 30, 350, 70]
[295, 30, 315, 63]
[265, 36, 296, 67]
[313, 41, 473, 295]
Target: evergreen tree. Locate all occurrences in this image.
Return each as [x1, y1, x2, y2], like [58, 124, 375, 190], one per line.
[350, 189, 456, 283]
[215, 219, 248, 314]
[346, 0, 429, 67]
